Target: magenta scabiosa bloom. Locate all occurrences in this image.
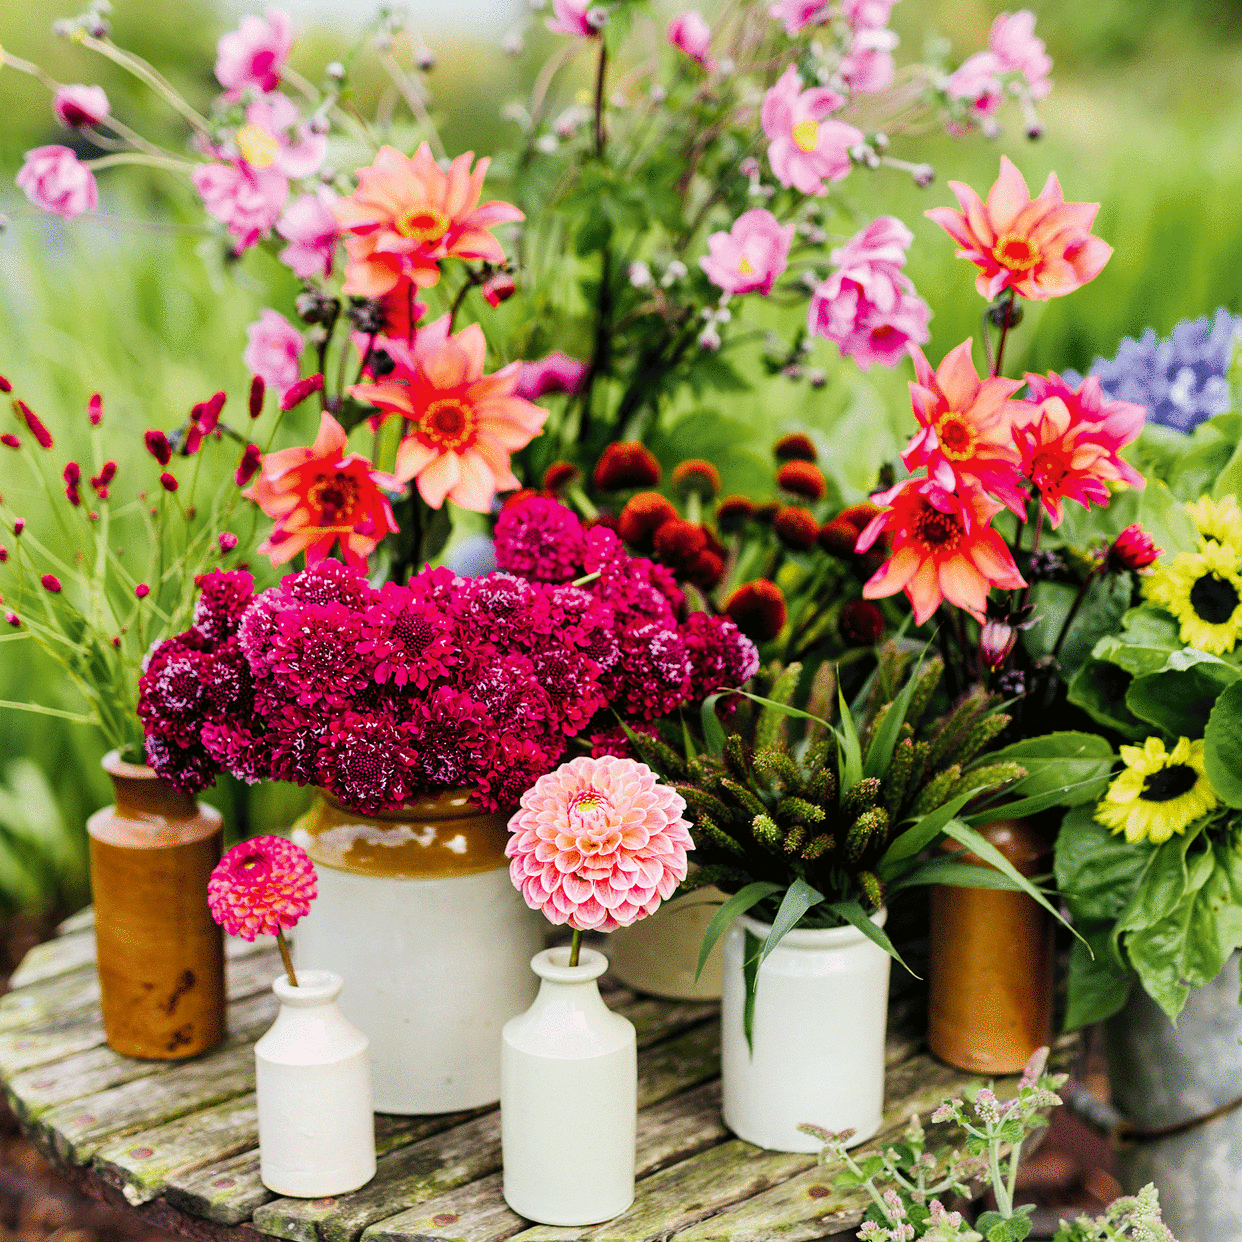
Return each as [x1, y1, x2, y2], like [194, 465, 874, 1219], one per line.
[494, 496, 587, 583]
[506, 755, 692, 931]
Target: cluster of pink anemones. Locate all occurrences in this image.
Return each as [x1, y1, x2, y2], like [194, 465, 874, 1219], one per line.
[208, 835, 318, 941]
[506, 755, 692, 932]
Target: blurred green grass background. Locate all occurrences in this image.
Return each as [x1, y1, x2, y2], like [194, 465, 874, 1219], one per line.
[1, 0, 1240, 911]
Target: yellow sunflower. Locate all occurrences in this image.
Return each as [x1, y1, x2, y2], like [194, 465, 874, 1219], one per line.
[1142, 540, 1242, 654]
[1186, 494, 1242, 553]
[1096, 737, 1218, 844]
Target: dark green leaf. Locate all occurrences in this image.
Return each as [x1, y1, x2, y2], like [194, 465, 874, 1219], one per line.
[1067, 655, 1146, 738]
[742, 926, 761, 1053]
[694, 881, 781, 983]
[836, 681, 863, 793]
[878, 785, 994, 872]
[757, 877, 824, 970]
[1054, 804, 1150, 926]
[1064, 930, 1132, 1030]
[700, 693, 726, 757]
[826, 899, 914, 976]
[1126, 650, 1240, 738]
[982, 732, 1114, 805]
[862, 643, 933, 782]
[1205, 681, 1242, 807]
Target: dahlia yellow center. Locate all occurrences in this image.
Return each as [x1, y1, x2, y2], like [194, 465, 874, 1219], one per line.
[992, 232, 1041, 272]
[935, 414, 977, 461]
[792, 119, 819, 153]
[395, 205, 450, 243]
[237, 123, 279, 170]
[419, 398, 477, 452]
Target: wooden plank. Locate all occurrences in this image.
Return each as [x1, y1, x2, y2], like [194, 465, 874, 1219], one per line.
[511, 1140, 813, 1242]
[5, 989, 278, 1123]
[361, 1082, 729, 1242]
[634, 1020, 719, 1110]
[0, 965, 100, 1033]
[40, 1043, 258, 1165]
[8, 932, 97, 988]
[55, 905, 96, 936]
[252, 1112, 504, 1242]
[612, 998, 716, 1050]
[94, 1093, 262, 1206]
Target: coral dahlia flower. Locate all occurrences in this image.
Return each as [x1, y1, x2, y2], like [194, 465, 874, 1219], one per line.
[332, 144, 524, 296]
[902, 339, 1026, 516]
[857, 478, 1025, 624]
[244, 411, 400, 568]
[348, 315, 547, 512]
[208, 836, 317, 941]
[506, 755, 692, 932]
[926, 156, 1112, 301]
[1012, 372, 1145, 527]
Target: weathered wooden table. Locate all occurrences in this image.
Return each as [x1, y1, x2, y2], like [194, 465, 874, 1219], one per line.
[0, 908, 1066, 1242]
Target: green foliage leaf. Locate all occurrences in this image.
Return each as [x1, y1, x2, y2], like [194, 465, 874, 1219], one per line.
[826, 899, 913, 975]
[694, 881, 781, 983]
[1204, 680, 1242, 807]
[836, 681, 863, 793]
[878, 785, 992, 871]
[1064, 930, 1133, 1029]
[700, 693, 727, 757]
[862, 644, 932, 782]
[757, 877, 824, 971]
[1125, 649, 1240, 738]
[984, 732, 1114, 806]
[742, 926, 761, 1053]
[1054, 804, 1150, 926]
[1067, 655, 1146, 738]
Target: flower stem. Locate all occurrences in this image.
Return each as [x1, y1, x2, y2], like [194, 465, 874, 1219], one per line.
[593, 42, 608, 158]
[1050, 566, 1099, 662]
[568, 927, 583, 968]
[276, 928, 298, 988]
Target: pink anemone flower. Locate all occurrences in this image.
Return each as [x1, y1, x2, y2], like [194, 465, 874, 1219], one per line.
[348, 315, 548, 512]
[857, 477, 1026, 624]
[761, 65, 863, 196]
[506, 755, 692, 932]
[926, 156, 1112, 301]
[215, 10, 295, 97]
[901, 339, 1027, 516]
[16, 146, 97, 219]
[699, 209, 794, 296]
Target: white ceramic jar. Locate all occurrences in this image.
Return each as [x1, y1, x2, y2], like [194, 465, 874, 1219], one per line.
[254, 970, 376, 1197]
[501, 947, 636, 1226]
[291, 790, 545, 1115]
[721, 910, 890, 1153]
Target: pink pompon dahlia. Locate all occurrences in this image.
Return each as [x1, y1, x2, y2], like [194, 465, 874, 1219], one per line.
[208, 835, 317, 941]
[761, 65, 863, 196]
[926, 156, 1111, 302]
[902, 339, 1026, 516]
[506, 755, 692, 931]
[857, 477, 1026, 624]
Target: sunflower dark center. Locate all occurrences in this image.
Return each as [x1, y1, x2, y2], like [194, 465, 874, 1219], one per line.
[1140, 764, 1199, 802]
[1189, 573, 1240, 625]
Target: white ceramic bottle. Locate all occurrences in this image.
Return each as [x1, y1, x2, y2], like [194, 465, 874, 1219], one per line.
[254, 970, 377, 1197]
[721, 911, 891, 1153]
[501, 947, 636, 1226]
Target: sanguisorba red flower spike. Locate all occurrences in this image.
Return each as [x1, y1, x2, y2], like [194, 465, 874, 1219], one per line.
[1, 435, 20, 450]
[280, 373, 325, 412]
[248, 375, 266, 418]
[41, 574, 62, 593]
[63, 462, 82, 506]
[925, 156, 1112, 301]
[88, 393, 102, 426]
[13, 400, 53, 449]
[208, 836, 317, 941]
[856, 477, 1025, 624]
[0, 376, 11, 394]
[144, 430, 172, 466]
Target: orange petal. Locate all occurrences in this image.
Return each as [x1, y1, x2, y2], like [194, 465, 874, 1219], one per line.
[394, 437, 436, 483]
[937, 554, 988, 619]
[935, 339, 982, 411]
[985, 156, 1031, 233]
[449, 448, 500, 513]
[415, 450, 461, 509]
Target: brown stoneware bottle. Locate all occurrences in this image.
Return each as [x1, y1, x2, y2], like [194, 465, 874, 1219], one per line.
[88, 751, 226, 1059]
[927, 817, 1053, 1074]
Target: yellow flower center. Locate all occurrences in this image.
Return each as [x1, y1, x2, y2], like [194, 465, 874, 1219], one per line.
[236, 123, 279, 170]
[738, 256, 756, 275]
[992, 232, 1041, 272]
[935, 413, 977, 461]
[306, 471, 360, 526]
[791, 119, 819, 153]
[395, 206, 450, 243]
[419, 397, 477, 452]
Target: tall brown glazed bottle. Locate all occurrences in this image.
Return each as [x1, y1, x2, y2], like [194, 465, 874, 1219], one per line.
[927, 818, 1053, 1074]
[87, 752, 226, 1059]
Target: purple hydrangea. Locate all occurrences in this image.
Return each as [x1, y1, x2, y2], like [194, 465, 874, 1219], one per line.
[1073, 309, 1242, 434]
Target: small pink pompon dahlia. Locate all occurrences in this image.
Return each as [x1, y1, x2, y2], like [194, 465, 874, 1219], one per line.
[506, 755, 692, 932]
[208, 836, 318, 941]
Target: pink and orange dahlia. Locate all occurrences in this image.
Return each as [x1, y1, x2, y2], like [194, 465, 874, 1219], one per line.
[506, 755, 692, 932]
[926, 156, 1111, 301]
[208, 836, 317, 941]
[331, 144, 524, 297]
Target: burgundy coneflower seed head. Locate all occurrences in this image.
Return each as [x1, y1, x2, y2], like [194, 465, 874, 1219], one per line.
[13, 401, 53, 449]
[776, 460, 826, 502]
[159, 472, 179, 493]
[41, 574, 62, 593]
[837, 503, 883, 534]
[716, 495, 756, 533]
[839, 599, 886, 646]
[219, 532, 239, 552]
[1, 435, 20, 450]
[753, 501, 779, 524]
[88, 393, 102, 426]
[594, 442, 662, 491]
[589, 513, 620, 533]
[236, 443, 262, 487]
[653, 518, 709, 567]
[541, 461, 583, 493]
[1108, 523, 1160, 573]
[818, 517, 861, 558]
[144, 430, 172, 466]
[686, 548, 725, 590]
[773, 506, 819, 551]
[773, 432, 817, 463]
[280, 373, 324, 412]
[671, 459, 721, 502]
[248, 375, 265, 419]
[725, 579, 787, 642]
[618, 492, 678, 551]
